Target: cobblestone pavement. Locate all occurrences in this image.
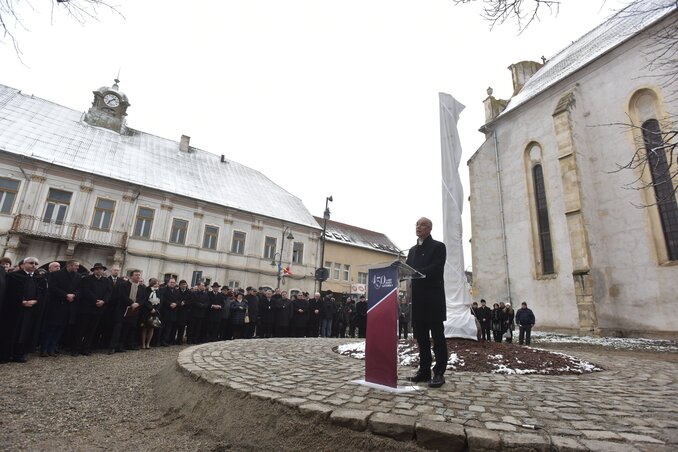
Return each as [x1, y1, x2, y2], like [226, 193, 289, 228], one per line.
[178, 338, 678, 451]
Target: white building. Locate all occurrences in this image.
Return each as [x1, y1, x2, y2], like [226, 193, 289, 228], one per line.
[0, 80, 322, 292]
[468, 1, 677, 338]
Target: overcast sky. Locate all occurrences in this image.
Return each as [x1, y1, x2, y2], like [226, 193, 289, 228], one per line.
[1, 0, 631, 267]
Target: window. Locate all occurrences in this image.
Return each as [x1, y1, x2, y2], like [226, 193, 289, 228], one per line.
[169, 219, 189, 244]
[43, 189, 72, 225]
[231, 231, 246, 254]
[0, 177, 19, 214]
[533, 164, 554, 274]
[343, 264, 350, 281]
[292, 242, 304, 264]
[333, 263, 341, 280]
[203, 225, 219, 250]
[91, 198, 115, 230]
[325, 261, 332, 279]
[191, 270, 203, 287]
[163, 273, 178, 283]
[358, 272, 368, 284]
[228, 280, 240, 289]
[133, 207, 154, 238]
[643, 119, 678, 260]
[264, 236, 277, 260]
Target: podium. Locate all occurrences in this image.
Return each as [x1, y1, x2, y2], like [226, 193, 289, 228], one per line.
[363, 261, 423, 389]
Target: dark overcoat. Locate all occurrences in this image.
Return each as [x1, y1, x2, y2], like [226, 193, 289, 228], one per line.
[405, 235, 447, 324]
[46, 269, 81, 327]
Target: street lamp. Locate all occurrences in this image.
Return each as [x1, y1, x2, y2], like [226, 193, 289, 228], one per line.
[317, 195, 333, 294]
[271, 226, 294, 289]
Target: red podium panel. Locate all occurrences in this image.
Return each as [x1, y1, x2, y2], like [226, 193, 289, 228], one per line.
[365, 266, 399, 388]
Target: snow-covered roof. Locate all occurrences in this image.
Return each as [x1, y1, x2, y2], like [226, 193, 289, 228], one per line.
[0, 83, 320, 230]
[314, 216, 402, 255]
[499, 0, 677, 118]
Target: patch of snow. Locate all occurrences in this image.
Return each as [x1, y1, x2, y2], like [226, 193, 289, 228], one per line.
[532, 332, 678, 353]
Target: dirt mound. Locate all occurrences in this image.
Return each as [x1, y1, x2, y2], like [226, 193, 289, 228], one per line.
[336, 338, 602, 375]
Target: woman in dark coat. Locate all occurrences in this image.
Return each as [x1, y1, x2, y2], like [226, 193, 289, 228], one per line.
[140, 278, 161, 349]
[230, 292, 249, 339]
[273, 291, 293, 337]
[503, 303, 515, 344]
[491, 303, 506, 343]
[291, 294, 309, 337]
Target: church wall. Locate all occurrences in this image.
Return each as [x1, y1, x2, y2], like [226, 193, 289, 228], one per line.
[471, 14, 678, 337]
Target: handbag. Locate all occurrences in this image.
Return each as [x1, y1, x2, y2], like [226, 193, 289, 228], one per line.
[244, 308, 250, 324]
[150, 315, 162, 329]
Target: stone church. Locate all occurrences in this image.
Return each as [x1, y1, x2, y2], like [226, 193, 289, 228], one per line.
[0, 79, 322, 293]
[468, 0, 677, 338]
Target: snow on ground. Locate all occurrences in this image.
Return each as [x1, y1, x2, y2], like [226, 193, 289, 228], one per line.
[533, 332, 678, 352]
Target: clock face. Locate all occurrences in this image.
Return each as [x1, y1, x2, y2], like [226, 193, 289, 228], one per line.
[103, 93, 120, 107]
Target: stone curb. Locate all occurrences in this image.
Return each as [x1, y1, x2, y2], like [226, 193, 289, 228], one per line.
[175, 340, 669, 451]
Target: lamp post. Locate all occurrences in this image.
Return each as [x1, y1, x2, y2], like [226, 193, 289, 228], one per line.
[317, 195, 333, 294]
[271, 226, 294, 289]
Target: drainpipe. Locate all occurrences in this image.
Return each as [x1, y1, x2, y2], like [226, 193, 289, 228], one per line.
[492, 130, 511, 303]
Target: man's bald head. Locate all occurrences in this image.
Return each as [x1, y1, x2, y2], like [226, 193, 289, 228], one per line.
[415, 217, 433, 240]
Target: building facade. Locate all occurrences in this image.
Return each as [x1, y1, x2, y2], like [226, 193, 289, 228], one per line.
[468, 1, 678, 338]
[315, 217, 402, 296]
[0, 81, 322, 292]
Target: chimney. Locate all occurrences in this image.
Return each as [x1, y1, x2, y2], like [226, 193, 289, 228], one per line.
[483, 87, 508, 124]
[180, 135, 191, 152]
[509, 61, 543, 96]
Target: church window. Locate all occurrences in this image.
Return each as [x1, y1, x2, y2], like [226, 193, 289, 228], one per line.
[533, 164, 554, 274]
[642, 119, 678, 260]
[43, 189, 72, 225]
[0, 177, 19, 214]
[169, 218, 188, 244]
[264, 236, 277, 260]
[133, 207, 154, 238]
[292, 242, 304, 264]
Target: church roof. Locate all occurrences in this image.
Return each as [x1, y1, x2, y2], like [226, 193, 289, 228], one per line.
[314, 216, 402, 255]
[0, 83, 320, 230]
[499, 0, 676, 118]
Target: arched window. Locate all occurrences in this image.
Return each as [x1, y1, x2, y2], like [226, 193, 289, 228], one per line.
[533, 164, 555, 274]
[642, 119, 678, 260]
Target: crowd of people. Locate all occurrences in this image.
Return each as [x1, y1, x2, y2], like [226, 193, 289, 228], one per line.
[470, 298, 536, 345]
[0, 256, 373, 364]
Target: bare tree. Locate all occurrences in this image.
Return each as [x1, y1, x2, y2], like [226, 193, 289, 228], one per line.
[0, 0, 122, 56]
[452, 0, 561, 30]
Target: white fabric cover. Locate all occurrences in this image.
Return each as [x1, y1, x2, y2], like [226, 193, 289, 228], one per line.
[439, 92, 477, 340]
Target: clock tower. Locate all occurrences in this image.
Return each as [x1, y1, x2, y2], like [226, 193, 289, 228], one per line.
[83, 79, 130, 133]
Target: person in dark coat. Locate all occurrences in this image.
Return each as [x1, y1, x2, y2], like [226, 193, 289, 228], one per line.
[188, 283, 209, 344]
[398, 296, 411, 340]
[159, 278, 180, 346]
[244, 287, 259, 339]
[140, 278, 161, 349]
[470, 301, 481, 341]
[477, 299, 492, 342]
[273, 290, 293, 337]
[0, 258, 47, 363]
[75, 263, 113, 355]
[206, 283, 224, 342]
[405, 217, 448, 388]
[491, 303, 506, 343]
[306, 292, 321, 338]
[42, 260, 81, 356]
[97, 265, 122, 350]
[219, 287, 233, 340]
[515, 302, 536, 345]
[108, 269, 146, 353]
[503, 302, 515, 344]
[345, 297, 356, 338]
[291, 293, 309, 337]
[354, 295, 367, 338]
[174, 280, 191, 345]
[229, 292, 248, 339]
[319, 292, 336, 338]
[258, 289, 274, 338]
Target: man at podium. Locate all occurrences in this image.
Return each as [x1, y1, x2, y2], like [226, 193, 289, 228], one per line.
[405, 217, 448, 388]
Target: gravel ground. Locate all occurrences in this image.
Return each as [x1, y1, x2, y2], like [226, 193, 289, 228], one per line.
[0, 346, 220, 451]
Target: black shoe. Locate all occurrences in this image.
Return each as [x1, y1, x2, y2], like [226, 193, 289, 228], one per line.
[108, 349, 116, 355]
[407, 371, 431, 383]
[429, 374, 445, 388]
[12, 356, 27, 363]
[70, 352, 79, 357]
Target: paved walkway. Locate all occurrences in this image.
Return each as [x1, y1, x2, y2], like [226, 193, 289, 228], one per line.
[177, 338, 678, 451]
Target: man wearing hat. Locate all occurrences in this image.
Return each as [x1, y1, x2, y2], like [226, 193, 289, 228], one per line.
[75, 263, 113, 356]
[206, 282, 224, 342]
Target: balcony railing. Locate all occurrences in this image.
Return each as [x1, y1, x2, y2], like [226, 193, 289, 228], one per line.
[10, 215, 127, 248]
